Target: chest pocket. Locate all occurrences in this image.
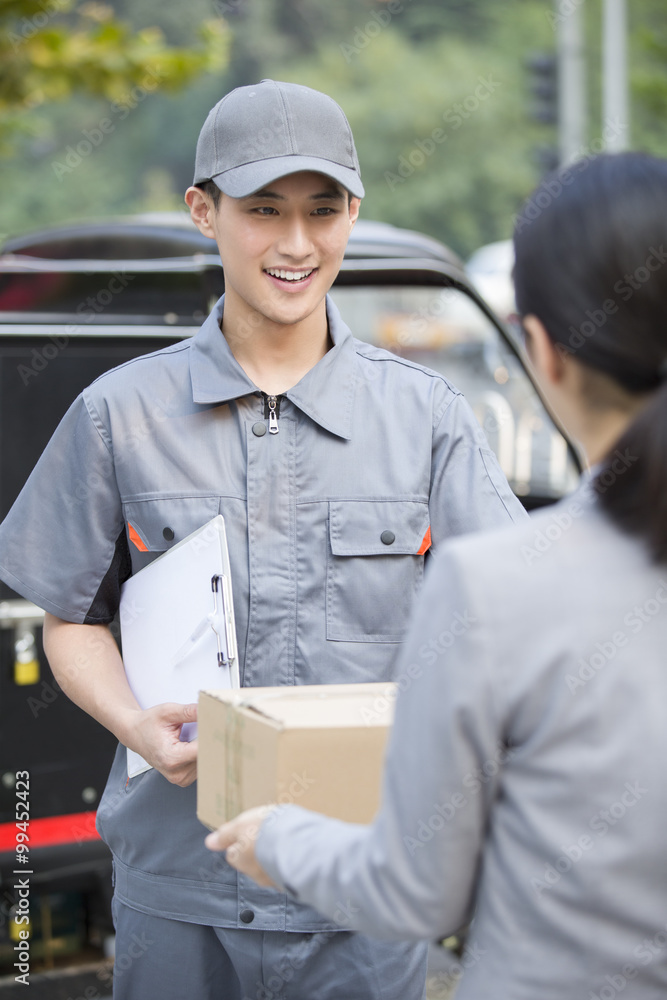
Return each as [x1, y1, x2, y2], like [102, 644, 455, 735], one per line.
[122, 495, 221, 573]
[326, 499, 430, 643]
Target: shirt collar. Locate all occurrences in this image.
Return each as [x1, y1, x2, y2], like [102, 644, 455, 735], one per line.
[190, 294, 357, 440]
[189, 295, 257, 406]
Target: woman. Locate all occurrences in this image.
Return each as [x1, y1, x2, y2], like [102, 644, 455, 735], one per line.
[206, 153, 667, 998]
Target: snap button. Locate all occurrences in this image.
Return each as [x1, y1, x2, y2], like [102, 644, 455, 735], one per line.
[252, 422, 267, 437]
[162, 527, 175, 541]
[380, 530, 396, 545]
[239, 908, 255, 924]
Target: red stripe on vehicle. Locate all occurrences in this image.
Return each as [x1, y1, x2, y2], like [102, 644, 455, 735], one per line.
[0, 811, 100, 850]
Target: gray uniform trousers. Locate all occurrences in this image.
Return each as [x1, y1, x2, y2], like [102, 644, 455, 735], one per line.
[111, 898, 427, 1000]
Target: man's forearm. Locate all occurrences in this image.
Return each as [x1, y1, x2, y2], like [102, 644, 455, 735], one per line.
[42, 613, 198, 786]
[42, 613, 140, 745]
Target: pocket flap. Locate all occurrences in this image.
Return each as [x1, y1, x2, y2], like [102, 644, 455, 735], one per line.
[328, 500, 430, 556]
[123, 495, 220, 552]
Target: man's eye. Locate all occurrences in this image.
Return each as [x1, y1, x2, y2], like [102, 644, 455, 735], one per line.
[313, 207, 336, 216]
[253, 206, 278, 215]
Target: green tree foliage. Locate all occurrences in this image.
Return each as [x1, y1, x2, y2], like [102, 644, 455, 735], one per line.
[631, 2, 667, 156]
[1, 0, 666, 258]
[0, 0, 229, 152]
[251, 1, 554, 255]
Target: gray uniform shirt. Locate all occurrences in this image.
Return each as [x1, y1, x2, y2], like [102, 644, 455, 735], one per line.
[0, 295, 525, 930]
[256, 481, 667, 994]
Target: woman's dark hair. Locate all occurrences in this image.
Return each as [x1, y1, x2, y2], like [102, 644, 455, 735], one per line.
[513, 152, 667, 561]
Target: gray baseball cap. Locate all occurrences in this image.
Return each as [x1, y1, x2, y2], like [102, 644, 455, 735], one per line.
[193, 79, 364, 199]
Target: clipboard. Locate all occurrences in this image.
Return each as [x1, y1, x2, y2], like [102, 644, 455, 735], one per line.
[119, 515, 239, 776]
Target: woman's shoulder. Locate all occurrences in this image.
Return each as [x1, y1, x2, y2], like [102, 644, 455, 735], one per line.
[433, 481, 647, 616]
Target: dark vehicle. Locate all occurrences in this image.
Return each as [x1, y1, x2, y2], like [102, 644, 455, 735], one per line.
[0, 215, 581, 990]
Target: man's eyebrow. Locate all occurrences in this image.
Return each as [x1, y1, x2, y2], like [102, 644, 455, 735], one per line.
[244, 187, 346, 202]
[246, 189, 285, 200]
[309, 189, 345, 201]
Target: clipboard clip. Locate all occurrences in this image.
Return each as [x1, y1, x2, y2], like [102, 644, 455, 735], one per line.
[170, 574, 237, 670]
[211, 574, 237, 668]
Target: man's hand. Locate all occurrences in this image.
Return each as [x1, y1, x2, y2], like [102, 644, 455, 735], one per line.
[205, 805, 277, 886]
[126, 702, 199, 787]
[42, 617, 199, 786]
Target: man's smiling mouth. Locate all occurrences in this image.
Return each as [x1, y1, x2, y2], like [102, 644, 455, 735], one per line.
[264, 268, 315, 282]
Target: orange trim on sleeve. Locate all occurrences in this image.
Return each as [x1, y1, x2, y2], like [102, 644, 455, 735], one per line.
[128, 523, 148, 552]
[417, 525, 432, 556]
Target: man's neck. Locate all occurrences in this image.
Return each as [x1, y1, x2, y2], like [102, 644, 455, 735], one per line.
[221, 297, 331, 395]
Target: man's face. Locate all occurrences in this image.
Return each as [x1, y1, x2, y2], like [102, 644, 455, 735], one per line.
[189, 171, 360, 329]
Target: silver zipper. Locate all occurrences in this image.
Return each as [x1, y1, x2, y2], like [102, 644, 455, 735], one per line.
[267, 395, 279, 434]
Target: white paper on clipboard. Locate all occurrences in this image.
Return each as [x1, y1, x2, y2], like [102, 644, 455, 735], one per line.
[119, 515, 239, 777]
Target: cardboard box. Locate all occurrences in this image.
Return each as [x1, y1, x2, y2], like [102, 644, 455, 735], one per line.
[197, 682, 396, 829]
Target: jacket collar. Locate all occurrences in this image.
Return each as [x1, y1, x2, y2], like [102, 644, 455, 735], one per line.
[190, 294, 357, 440]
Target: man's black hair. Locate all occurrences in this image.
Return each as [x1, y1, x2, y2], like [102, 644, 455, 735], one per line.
[195, 180, 222, 209]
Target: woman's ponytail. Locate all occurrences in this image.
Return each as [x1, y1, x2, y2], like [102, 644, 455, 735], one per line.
[594, 375, 667, 563]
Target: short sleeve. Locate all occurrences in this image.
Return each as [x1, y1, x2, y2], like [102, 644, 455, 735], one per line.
[0, 393, 130, 623]
[429, 392, 527, 546]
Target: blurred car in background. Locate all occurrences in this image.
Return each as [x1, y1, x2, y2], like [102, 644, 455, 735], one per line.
[466, 238, 517, 331]
[0, 214, 581, 989]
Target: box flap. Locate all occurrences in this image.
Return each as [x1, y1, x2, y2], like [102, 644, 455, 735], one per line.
[202, 682, 396, 729]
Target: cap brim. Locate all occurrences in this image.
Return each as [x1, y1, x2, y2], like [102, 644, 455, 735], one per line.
[211, 155, 364, 199]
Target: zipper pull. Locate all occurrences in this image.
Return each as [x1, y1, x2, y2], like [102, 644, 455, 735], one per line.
[267, 395, 279, 434]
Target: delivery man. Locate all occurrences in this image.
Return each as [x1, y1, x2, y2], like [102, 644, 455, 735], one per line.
[0, 80, 526, 999]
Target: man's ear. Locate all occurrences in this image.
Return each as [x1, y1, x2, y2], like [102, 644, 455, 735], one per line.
[521, 314, 568, 387]
[348, 196, 361, 230]
[185, 186, 217, 239]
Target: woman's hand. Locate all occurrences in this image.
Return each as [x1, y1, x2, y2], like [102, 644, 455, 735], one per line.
[205, 805, 278, 887]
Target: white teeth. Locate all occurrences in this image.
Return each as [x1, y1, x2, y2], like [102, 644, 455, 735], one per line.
[265, 268, 314, 281]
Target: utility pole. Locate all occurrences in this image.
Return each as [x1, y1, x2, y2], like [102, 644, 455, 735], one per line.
[602, 0, 629, 150]
[557, 4, 587, 164]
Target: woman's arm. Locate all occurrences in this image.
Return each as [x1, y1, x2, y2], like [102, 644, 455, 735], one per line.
[207, 545, 503, 939]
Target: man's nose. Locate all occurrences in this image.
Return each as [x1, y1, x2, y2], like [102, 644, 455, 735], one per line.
[275, 217, 313, 259]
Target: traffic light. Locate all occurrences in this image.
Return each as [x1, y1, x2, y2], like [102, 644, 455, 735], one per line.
[526, 52, 559, 126]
